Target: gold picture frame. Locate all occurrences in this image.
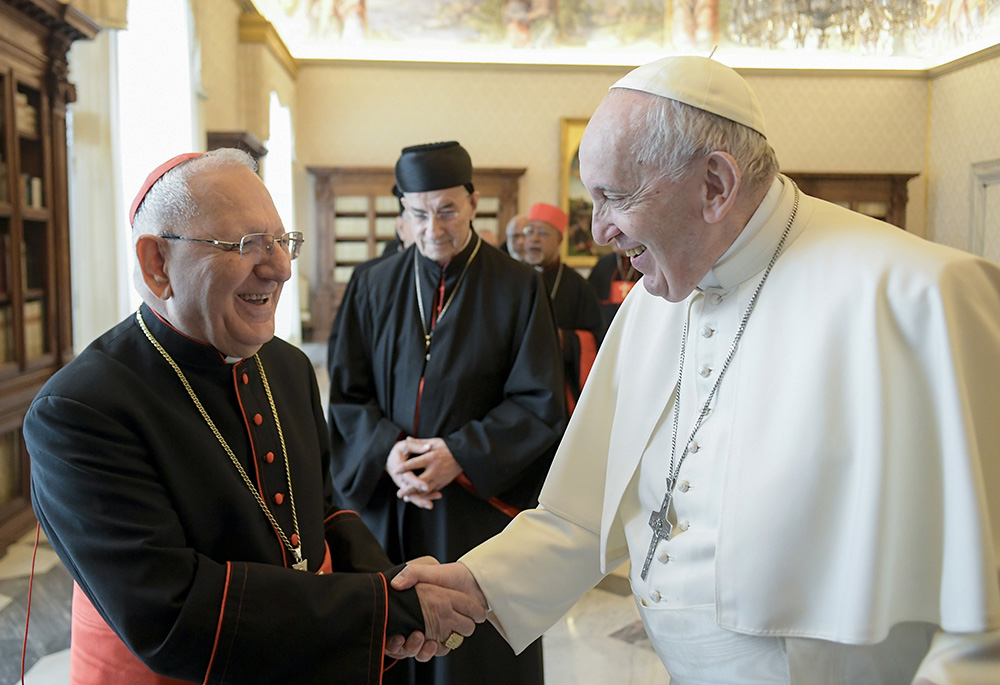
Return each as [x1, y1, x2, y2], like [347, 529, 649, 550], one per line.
[559, 117, 598, 268]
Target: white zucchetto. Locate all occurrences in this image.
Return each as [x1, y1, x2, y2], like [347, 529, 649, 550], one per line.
[611, 56, 768, 138]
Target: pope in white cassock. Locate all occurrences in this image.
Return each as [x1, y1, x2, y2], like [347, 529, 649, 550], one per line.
[391, 55, 1000, 684]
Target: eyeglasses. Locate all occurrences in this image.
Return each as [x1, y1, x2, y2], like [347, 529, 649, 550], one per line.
[407, 208, 462, 225]
[521, 225, 554, 239]
[159, 232, 304, 264]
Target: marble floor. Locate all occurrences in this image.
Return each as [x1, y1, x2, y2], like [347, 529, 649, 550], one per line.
[0, 527, 668, 685]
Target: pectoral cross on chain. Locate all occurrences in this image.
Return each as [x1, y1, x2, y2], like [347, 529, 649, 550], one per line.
[292, 547, 309, 572]
[641, 477, 675, 580]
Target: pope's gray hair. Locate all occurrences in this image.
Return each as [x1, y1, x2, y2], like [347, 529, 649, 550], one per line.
[131, 148, 257, 238]
[630, 95, 779, 193]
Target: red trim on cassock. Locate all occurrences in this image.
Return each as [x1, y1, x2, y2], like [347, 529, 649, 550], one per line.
[202, 562, 233, 683]
[375, 573, 390, 684]
[566, 330, 598, 416]
[325, 509, 362, 523]
[455, 474, 521, 518]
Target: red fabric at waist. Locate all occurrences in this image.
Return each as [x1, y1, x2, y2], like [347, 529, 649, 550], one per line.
[70, 584, 191, 685]
[69, 543, 332, 685]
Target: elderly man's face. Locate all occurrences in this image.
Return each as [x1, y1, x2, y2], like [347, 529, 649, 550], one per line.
[162, 165, 291, 358]
[522, 220, 562, 268]
[506, 217, 528, 262]
[579, 90, 706, 303]
[405, 186, 477, 265]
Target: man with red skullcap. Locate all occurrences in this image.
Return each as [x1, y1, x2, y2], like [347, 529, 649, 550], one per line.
[25, 148, 484, 684]
[523, 202, 604, 412]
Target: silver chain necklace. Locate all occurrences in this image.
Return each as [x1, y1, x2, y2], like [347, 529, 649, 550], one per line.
[415, 235, 482, 361]
[641, 183, 800, 580]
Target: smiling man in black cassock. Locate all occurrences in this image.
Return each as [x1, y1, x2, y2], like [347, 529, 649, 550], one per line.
[25, 149, 484, 684]
[328, 141, 566, 685]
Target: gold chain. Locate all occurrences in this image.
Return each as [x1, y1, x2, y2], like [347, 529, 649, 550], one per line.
[135, 309, 304, 566]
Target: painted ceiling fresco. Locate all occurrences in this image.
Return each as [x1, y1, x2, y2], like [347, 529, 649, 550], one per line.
[251, 0, 1000, 69]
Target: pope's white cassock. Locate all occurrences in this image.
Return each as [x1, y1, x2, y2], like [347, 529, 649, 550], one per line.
[461, 175, 1000, 683]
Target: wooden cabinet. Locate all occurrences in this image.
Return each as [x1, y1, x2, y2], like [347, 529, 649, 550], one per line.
[785, 172, 918, 229]
[0, 0, 98, 554]
[207, 130, 268, 173]
[307, 166, 525, 342]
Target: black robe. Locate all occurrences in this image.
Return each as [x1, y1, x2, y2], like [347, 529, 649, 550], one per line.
[328, 235, 566, 685]
[541, 261, 604, 409]
[25, 304, 423, 684]
[587, 251, 641, 332]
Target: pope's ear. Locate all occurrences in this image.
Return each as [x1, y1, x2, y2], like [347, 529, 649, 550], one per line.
[136, 234, 171, 299]
[702, 152, 741, 224]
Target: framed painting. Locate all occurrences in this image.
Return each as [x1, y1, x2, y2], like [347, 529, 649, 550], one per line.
[559, 117, 598, 268]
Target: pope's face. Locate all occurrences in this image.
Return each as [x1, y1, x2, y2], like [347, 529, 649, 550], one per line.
[161, 165, 290, 358]
[405, 187, 478, 265]
[579, 90, 706, 303]
[522, 220, 563, 268]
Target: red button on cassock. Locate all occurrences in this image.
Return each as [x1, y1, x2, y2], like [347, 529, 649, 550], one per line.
[242, 373, 249, 385]
[265, 451, 275, 464]
[253, 414, 263, 425]
[273, 493, 284, 505]
[290, 534, 299, 547]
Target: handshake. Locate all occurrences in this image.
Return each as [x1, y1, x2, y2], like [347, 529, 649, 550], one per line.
[385, 557, 489, 662]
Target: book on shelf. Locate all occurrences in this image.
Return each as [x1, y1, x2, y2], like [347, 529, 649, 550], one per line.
[0, 306, 8, 364]
[14, 92, 36, 137]
[29, 177, 42, 208]
[23, 299, 44, 358]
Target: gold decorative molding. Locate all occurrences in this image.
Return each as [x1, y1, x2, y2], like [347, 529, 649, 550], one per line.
[66, 0, 127, 30]
[238, 12, 298, 79]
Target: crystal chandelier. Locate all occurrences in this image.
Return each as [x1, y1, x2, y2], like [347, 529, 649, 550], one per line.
[728, 0, 926, 52]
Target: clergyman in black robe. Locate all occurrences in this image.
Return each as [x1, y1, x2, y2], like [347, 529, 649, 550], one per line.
[587, 248, 641, 332]
[24, 150, 479, 684]
[522, 202, 605, 414]
[328, 142, 566, 685]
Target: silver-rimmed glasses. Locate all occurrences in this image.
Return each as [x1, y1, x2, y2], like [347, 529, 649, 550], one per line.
[159, 232, 304, 264]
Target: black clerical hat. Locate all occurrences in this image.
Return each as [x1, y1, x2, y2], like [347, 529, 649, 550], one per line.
[394, 141, 474, 194]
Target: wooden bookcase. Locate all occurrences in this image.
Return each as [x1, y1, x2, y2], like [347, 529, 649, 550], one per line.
[0, 0, 98, 555]
[785, 172, 918, 230]
[306, 166, 525, 342]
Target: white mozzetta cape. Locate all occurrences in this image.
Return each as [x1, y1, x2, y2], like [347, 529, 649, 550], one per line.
[463, 179, 1000, 652]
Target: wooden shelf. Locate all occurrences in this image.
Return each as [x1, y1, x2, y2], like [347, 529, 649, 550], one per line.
[307, 165, 525, 342]
[785, 172, 918, 230]
[21, 207, 49, 221]
[0, 0, 99, 556]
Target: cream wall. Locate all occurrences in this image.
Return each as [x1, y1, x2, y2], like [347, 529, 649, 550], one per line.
[926, 54, 1000, 252]
[193, 0, 244, 135]
[194, 0, 298, 145]
[293, 61, 931, 273]
[749, 72, 928, 236]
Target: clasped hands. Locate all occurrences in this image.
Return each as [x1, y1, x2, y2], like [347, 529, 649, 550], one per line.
[386, 437, 462, 510]
[385, 557, 489, 661]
